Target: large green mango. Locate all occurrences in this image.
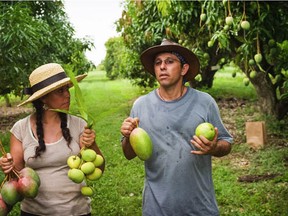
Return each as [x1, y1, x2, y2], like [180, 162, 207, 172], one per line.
[129, 127, 153, 161]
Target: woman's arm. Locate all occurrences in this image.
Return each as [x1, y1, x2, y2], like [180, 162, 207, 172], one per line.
[10, 134, 25, 171]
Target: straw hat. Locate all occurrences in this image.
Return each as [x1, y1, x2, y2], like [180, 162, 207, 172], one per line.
[140, 39, 200, 81]
[18, 63, 87, 107]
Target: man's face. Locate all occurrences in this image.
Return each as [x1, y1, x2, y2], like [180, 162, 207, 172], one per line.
[154, 53, 188, 87]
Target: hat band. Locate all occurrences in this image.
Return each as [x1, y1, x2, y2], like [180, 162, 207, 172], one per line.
[171, 52, 187, 64]
[24, 71, 67, 95]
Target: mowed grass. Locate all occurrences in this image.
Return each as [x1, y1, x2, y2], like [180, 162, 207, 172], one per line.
[72, 71, 145, 215]
[207, 65, 257, 100]
[1, 69, 287, 216]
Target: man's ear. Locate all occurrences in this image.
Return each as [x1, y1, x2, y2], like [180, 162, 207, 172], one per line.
[181, 64, 189, 76]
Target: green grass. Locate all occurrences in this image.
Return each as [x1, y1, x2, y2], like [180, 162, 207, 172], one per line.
[1, 70, 287, 215]
[211, 68, 257, 100]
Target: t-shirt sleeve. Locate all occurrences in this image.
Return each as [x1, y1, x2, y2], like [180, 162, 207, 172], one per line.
[68, 115, 87, 138]
[207, 98, 233, 144]
[10, 117, 28, 142]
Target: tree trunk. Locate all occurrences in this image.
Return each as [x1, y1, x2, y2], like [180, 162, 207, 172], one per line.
[249, 72, 287, 120]
[277, 99, 288, 120]
[201, 65, 217, 88]
[4, 94, 11, 107]
[190, 52, 224, 88]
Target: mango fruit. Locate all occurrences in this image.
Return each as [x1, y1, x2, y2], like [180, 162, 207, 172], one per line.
[129, 127, 153, 161]
[195, 122, 216, 141]
[81, 186, 94, 196]
[254, 53, 262, 63]
[0, 194, 9, 216]
[81, 149, 97, 162]
[17, 176, 39, 199]
[225, 16, 233, 26]
[0, 180, 22, 206]
[92, 154, 104, 167]
[19, 167, 41, 187]
[240, 20, 250, 30]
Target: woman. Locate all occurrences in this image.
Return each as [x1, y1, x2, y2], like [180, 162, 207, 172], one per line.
[0, 63, 104, 216]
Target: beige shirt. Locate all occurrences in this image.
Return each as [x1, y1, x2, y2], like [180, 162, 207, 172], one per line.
[11, 114, 91, 215]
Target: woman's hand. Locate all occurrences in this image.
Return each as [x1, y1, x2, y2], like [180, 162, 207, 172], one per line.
[0, 153, 14, 174]
[81, 127, 96, 147]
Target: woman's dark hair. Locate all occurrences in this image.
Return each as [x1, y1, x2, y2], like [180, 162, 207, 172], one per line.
[31, 99, 72, 158]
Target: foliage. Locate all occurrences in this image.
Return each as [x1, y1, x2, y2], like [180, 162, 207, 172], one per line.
[0, 1, 94, 101]
[114, 0, 288, 119]
[0, 2, 46, 97]
[104, 37, 125, 80]
[1, 70, 287, 215]
[104, 36, 156, 88]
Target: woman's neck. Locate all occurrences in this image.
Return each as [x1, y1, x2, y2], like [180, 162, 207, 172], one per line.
[42, 110, 61, 124]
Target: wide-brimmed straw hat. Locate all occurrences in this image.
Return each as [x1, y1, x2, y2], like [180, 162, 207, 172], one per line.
[140, 39, 200, 81]
[18, 63, 87, 107]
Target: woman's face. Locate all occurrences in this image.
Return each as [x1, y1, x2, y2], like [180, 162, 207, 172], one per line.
[42, 85, 71, 110]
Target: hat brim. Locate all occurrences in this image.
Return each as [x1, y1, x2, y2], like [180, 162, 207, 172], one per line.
[18, 74, 87, 107]
[140, 44, 200, 81]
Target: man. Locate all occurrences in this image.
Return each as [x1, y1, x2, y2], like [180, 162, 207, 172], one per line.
[120, 39, 233, 216]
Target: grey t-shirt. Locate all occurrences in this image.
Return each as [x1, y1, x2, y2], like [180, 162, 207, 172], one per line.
[130, 87, 233, 216]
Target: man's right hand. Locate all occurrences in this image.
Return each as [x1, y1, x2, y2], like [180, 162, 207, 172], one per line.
[120, 117, 139, 139]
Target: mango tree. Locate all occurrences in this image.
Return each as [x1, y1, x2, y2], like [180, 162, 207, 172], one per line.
[115, 0, 288, 120]
[104, 37, 126, 80]
[0, 1, 94, 106]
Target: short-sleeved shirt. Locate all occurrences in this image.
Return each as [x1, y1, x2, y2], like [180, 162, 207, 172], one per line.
[10, 114, 91, 215]
[130, 87, 233, 216]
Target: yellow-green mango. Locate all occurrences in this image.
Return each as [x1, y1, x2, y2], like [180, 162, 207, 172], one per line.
[129, 127, 153, 161]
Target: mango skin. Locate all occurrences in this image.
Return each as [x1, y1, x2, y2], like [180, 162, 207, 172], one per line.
[129, 127, 153, 161]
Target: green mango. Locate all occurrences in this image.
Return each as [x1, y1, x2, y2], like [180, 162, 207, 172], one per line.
[129, 127, 153, 161]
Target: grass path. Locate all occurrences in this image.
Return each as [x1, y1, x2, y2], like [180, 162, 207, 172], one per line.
[72, 71, 145, 215]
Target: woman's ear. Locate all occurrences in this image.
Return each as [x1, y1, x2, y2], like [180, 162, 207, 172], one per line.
[40, 95, 47, 104]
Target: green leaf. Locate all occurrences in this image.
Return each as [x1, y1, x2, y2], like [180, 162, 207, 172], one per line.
[51, 69, 96, 129]
[51, 109, 90, 123]
[66, 69, 88, 121]
[87, 113, 97, 129]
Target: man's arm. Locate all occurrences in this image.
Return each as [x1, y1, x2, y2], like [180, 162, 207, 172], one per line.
[211, 140, 232, 157]
[121, 136, 137, 160]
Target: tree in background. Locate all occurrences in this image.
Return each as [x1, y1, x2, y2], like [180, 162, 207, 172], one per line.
[104, 37, 124, 80]
[0, 1, 94, 106]
[104, 36, 155, 87]
[114, 0, 288, 120]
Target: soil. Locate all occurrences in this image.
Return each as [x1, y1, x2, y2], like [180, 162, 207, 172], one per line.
[0, 106, 32, 133]
[238, 173, 282, 182]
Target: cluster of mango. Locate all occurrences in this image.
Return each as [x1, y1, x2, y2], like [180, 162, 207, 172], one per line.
[0, 167, 40, 215]
[67, 148, 104, 196]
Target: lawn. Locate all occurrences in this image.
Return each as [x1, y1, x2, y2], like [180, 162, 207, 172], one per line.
[0, 69, 287, 215]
